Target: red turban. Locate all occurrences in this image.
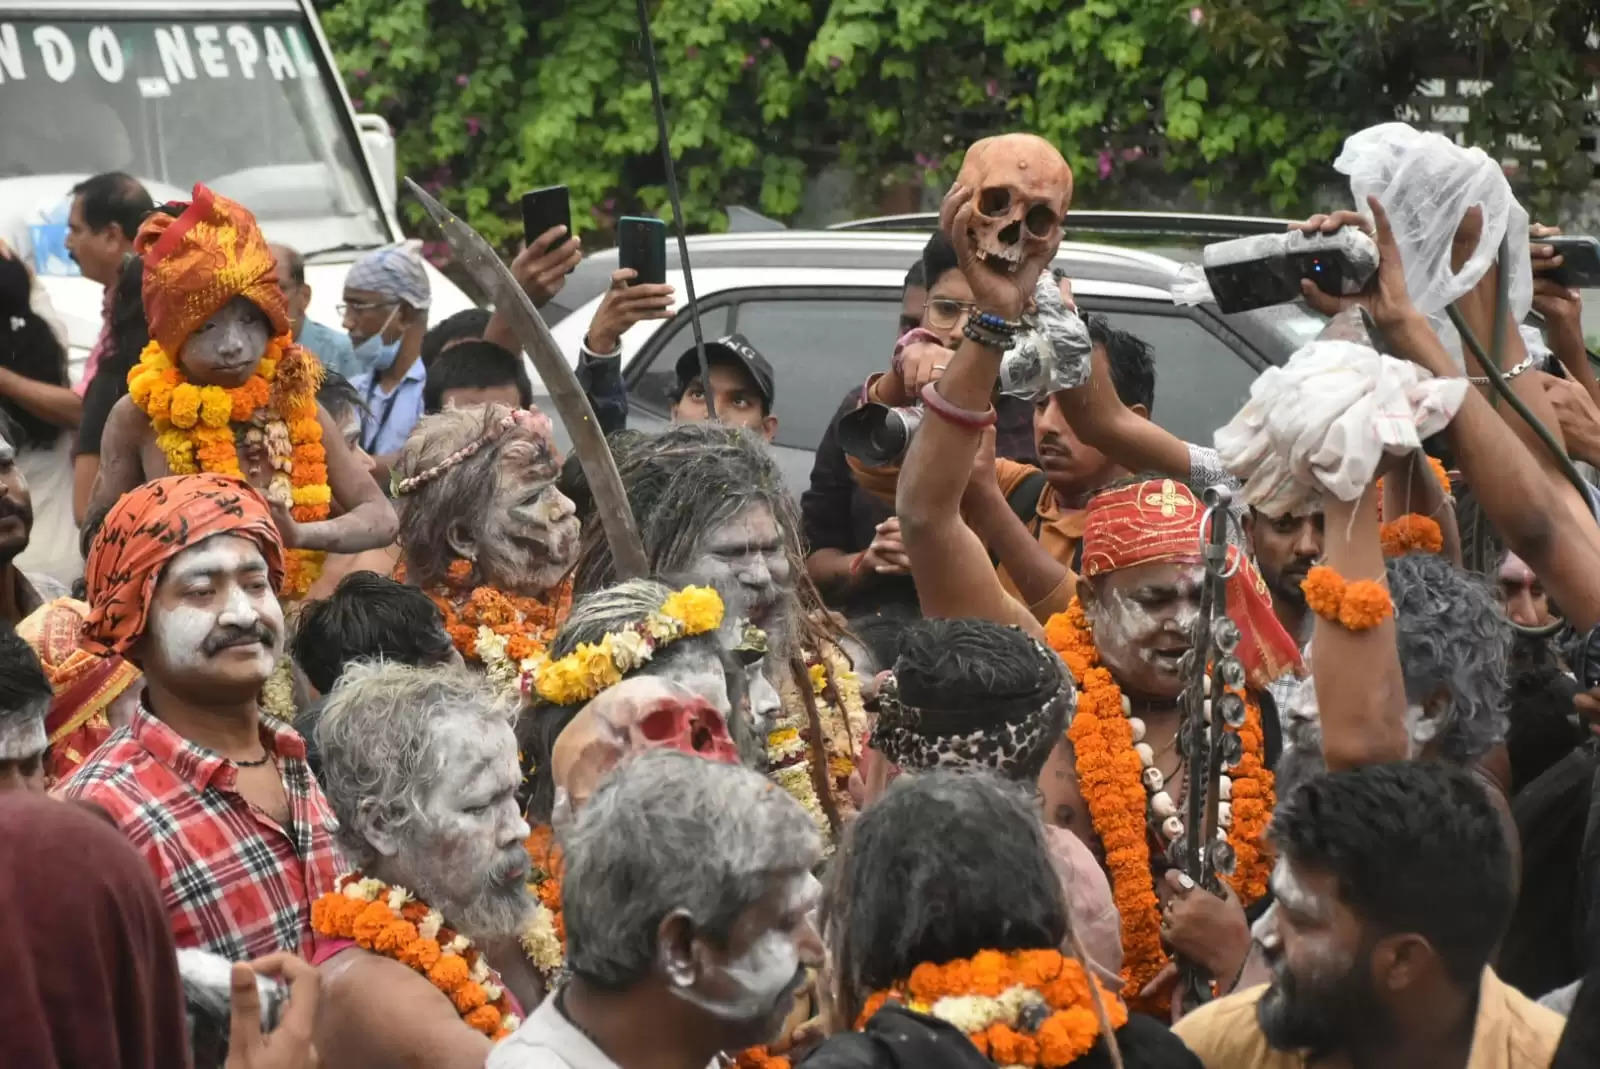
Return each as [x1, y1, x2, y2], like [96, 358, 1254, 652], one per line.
[83, 474, 285, 657]
[15, 598, 142, 782]
[134, 184, 289, 356]
[1080, 478, 1303, 690]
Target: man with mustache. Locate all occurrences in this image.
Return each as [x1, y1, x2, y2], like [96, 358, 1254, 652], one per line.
[307, 661, 545, 1067]
[1174, 761, 1563, 1069]
[56, 473, 343, 959]
[491, 750, 824, 1069]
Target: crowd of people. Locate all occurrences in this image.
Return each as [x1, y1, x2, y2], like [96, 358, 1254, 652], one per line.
[5, 118, 1600, 1069]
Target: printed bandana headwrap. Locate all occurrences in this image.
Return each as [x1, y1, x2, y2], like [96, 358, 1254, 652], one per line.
[871, 635, 1074, 776]
[1080, 478, 1303, 690]
[83, 474, 286, 657]
[134, 184, 290, 356]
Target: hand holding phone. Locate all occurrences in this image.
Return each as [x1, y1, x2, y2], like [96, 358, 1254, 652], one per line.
[1539, 235, 1600, 288]
[618, 216, 668, 286]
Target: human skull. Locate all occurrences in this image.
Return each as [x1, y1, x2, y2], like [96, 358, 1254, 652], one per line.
[955, 134, 1074, 276]
[551, 677, 740, 812]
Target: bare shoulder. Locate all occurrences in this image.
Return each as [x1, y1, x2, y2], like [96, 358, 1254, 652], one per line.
[102, 395, 152, 446]
[317, 948, 493, 1069]
[87, 398, 152, 515]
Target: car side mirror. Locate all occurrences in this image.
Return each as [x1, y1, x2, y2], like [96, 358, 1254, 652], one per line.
[357, 114, 397, 213]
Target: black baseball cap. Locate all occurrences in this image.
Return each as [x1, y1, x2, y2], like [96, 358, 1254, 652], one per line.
[673, 333, 775, 408]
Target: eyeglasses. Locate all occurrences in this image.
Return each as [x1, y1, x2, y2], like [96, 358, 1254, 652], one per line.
[924, 298, 980, 329]
[336, 299, 398, 316]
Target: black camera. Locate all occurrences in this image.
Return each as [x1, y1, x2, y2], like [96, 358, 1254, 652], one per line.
[838, 403, 925, 466]
[1200, 229, 1380, 314]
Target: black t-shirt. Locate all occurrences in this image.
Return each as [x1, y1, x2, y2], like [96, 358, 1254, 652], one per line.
[73, 364, 125, 458]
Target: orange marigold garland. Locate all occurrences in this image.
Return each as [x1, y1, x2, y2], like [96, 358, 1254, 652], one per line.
[127, 333, 329, 599]
[1300, 566, 1394, 631]
[855, 949, 1128, 1067]
[409, 558, 573, 695]
[519, 825, 566, 980]
[1045, 601, 1274, 1010]
[311, 873, 520, 1040]
[1379, 514, 1444, 557]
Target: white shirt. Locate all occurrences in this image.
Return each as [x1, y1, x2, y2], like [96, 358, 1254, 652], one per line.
[488, 992, 623, 1069]
[15, 434, 83, 588]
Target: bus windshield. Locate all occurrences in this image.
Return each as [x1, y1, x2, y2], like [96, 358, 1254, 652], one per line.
[0, 14, 388, 267]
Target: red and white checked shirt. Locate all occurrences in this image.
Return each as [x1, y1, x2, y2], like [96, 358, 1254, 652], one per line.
[57, 704, 344, 960]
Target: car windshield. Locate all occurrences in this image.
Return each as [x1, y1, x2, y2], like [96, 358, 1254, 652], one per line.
[0, 14, 387, 265]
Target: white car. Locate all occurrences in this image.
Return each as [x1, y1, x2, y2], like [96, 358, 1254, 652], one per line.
[544, 223, 1328, 495]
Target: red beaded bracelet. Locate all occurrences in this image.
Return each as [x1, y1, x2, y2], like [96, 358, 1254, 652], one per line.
[920, 382, 997, 429]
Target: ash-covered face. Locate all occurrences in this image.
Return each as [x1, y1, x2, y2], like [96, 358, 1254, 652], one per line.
[389, 714, 533, 942]
[473, 438, 580, 596]
[1082, 562, 1203, 702]
[674, 502, 794, 645]
[178, 296, 272, 388]
[667, 869, 824, 1047]
[140, 534, 285, 699]
[1256, 857, 1388, 1056]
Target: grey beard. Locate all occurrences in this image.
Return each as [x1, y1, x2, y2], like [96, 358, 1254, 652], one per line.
[407, 868, 535, 943]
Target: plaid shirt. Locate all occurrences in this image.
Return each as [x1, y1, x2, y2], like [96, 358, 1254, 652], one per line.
[57, 704, 344, 960]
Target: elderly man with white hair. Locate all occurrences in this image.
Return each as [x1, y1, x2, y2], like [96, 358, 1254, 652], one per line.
[307, 660, 543, 1068]
[491, 749, 824, 1069]
[344, 241, 434, 460]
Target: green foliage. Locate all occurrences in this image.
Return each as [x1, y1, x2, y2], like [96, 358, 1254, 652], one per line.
[319, 0, 1600, 247]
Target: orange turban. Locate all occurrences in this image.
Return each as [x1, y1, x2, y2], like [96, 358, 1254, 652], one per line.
[135, 183, 289, 356]
[83, 474, 285, 657]
[15, 598, 142, 783]
[1081, 478, 1302, 690]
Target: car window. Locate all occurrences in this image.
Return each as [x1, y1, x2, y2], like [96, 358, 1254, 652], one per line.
[630, 294, 900, 449]
[1081, 307, 1259, 446]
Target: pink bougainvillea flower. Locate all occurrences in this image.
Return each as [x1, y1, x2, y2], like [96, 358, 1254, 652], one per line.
[1121, 146, 1144, 161]
[743, 54, 756, 70]
[986, 79, 999, 98]
[456, 74, 469, 87]
[760, 37, 772, 49]
[828, 55, 842, 70]
[686, 45, 700, 59]
[1189, 6, 1204, 24]
[1097, 150, 1113, 180]
[465, 117, 481, 136]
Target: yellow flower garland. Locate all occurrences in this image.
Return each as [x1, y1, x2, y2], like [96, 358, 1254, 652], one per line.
[127, 335, 328, 599]
[530, 586, 724, 705]
[767, 645, 867, 845]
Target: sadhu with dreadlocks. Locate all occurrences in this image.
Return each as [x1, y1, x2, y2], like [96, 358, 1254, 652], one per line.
[571, 422, 868, 843]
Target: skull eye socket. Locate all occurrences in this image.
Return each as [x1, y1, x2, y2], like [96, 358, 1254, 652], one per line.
[1025, 204, 1059, 238]
[639, 707, 681, 742]
[978, 187, 1012, 216]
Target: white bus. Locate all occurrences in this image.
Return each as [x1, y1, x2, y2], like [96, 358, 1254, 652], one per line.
[0, 0, 472, 379]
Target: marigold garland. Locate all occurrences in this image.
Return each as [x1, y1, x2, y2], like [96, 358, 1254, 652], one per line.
[519, 825, 566, 981]
[1045, 600, 1274, 1011]
[311, 873, 520, 1040]
[1379, 513, 1444, 557]
[768, 645, 867, 845]
[126, 333, 328, 599]
[856, 949, 1128, 1067]
[530, 585, 725, 705]
[410, 558, 573, 698]
[1301, 566, 1394, 631]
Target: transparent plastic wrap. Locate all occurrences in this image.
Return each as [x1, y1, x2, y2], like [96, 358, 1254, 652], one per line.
[178, 948, 289, 1065]
[998, 274, 1092, 401]
[1335, 122, 1532, 365]
[1213, 338, 1468, 516]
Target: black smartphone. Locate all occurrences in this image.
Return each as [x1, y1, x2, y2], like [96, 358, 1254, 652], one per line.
[1544, 236, 1600, 288]
[618, 216, 668, 286]
[521, 185, 571, 247]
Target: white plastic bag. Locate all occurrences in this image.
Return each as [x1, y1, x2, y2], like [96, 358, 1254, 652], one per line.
[1213, 338, 1468, 515]
[1335, 122, 1531, 366]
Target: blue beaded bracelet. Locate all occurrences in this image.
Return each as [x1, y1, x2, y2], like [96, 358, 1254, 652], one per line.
[973, 311, 1021, 335]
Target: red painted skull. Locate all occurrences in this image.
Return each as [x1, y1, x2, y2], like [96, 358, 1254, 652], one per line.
[551, 677, 739, 812]
[955, 134, 1074, 277]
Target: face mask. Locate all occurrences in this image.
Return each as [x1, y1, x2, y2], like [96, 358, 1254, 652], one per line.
[352, 306, 402, 371]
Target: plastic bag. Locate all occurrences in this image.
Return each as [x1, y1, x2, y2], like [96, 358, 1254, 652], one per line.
[998, 274, 1091, 399]
[1334, 122, 1531, 365]
[1213, 338, 1468, 515]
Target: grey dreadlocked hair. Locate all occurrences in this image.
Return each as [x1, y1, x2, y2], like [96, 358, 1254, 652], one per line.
[516, 578, 729, 821]
[571, 423, 853, 832]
